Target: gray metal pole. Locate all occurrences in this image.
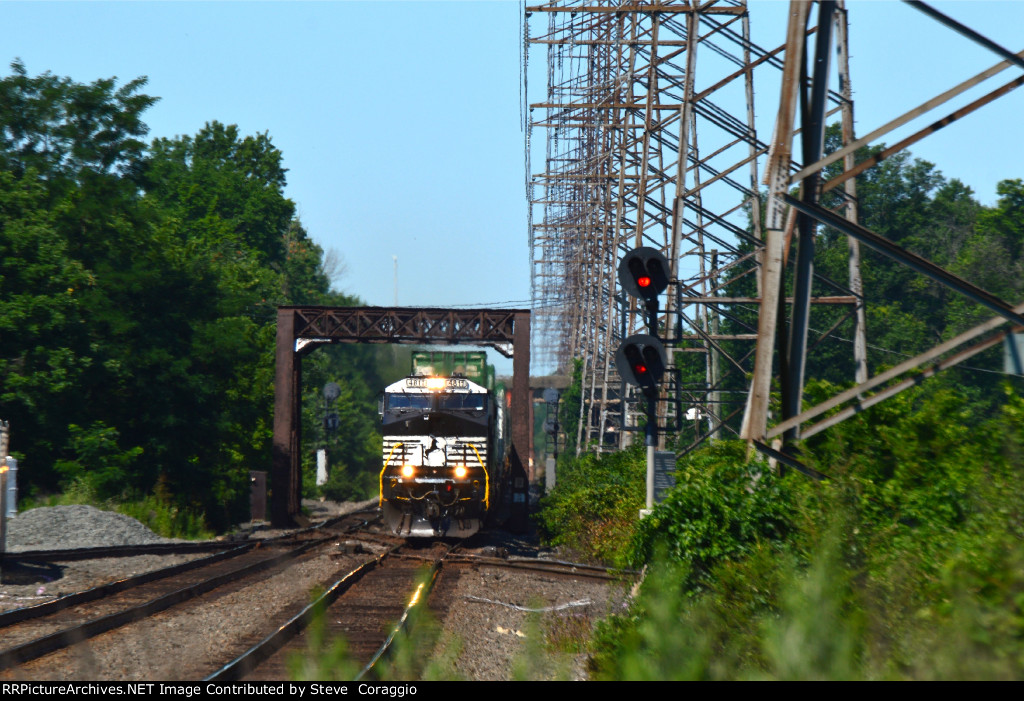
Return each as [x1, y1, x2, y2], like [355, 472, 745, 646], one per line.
[645, 400, 656, 511]
[785, 0, 835, 444]
[0, 420, 8, 576]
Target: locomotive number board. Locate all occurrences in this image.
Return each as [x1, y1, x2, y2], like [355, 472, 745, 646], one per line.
[406, 378, 470, 389]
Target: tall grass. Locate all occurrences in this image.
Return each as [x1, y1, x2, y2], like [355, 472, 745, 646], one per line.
[116, 494, 214, 540]
[288, 570, 466, 682]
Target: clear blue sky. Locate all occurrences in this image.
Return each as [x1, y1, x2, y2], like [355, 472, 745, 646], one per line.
[2, 1, 1022, 374]
[752, 0, 1024, 204]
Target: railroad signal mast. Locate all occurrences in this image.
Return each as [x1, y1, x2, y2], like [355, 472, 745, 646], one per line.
[617, 248, 670, 511]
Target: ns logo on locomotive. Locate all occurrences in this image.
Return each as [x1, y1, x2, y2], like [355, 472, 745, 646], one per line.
[378, 352, 508, 537]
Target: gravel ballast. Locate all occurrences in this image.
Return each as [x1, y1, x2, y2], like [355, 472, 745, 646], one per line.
[0, 502, 629, 680]
[4, 504, 177, 552]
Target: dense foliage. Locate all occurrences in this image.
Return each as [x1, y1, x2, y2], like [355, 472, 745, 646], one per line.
[537, 443, 645, 568]
[630, 441, 793, 583]
[794, 127, 1021, 390]
[584, 384, 1024, 680]
[0, 61, 390, 531]
[540, 124, 1024, 678]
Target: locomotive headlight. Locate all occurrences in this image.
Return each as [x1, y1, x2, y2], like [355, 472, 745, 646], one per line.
[426, 377, 446, 390]
[401, 464, 415, 478]
[453, 465, 468, 479]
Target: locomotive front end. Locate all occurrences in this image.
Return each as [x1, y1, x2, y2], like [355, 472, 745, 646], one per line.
[379, 376, 494, 537]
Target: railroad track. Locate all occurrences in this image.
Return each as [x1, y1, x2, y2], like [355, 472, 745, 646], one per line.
[0, 515, 629, 681]
[445, 553, 634, 580]
[3, 507, 382, 566]
[210, 539, 459, 681]
[208, 538, 632, 681]
[0, 510, 383, 679]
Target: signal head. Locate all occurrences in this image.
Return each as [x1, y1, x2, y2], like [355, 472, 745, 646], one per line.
[615, 334, 667, 393]
[619, 247, 670, 301]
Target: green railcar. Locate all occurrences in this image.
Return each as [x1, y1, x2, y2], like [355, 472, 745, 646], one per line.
[410, 351, 494, 390]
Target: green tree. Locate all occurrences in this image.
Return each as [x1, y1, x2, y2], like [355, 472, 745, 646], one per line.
[0, 63, 352, 527]
[143, 121, 294, 265]
[0, 169, 94, 485]
[0, 59, 156, 189]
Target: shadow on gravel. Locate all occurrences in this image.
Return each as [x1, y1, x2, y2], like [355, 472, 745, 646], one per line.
[0, 559, 65, 585]
[466, 525, 553, 560]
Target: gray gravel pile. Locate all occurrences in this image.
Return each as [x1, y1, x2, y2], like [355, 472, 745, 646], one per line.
[4, 505, 175, 552]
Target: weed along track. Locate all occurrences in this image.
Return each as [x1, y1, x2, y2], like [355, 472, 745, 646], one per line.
[213, 540, 460, 681]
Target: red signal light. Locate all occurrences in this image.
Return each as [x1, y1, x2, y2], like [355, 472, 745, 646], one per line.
[620, 248, 669, 301]
[616, 334, 666, 391]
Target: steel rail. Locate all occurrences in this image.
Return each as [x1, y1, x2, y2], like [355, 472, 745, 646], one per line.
[4, 507, 375, 564]
[204, 546, 398, 682]
[355, 540, 463, 681]
[0, 511, 375, 630]
[0, 536, 333, 671]
[6, 541, 238, 563]
[0, 543, 252, 629]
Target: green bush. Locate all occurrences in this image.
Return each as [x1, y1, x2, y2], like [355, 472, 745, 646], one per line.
[20, 482, 213, 540]
[318, 460, 377, 503]
[631, 440, 796, 587]
[116, 494, 213, 540]
[53, 421, 143, 501]
[536, 443, 645, 567]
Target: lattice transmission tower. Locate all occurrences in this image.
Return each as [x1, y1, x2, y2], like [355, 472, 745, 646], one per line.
[525, 0, 867, 454]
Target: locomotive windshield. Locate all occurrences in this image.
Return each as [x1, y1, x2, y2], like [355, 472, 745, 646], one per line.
[384, 392, 486, 413]
[437, 393, 486, 411]
[385, 394, 431, 411]
[382, 387, 490, 435]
